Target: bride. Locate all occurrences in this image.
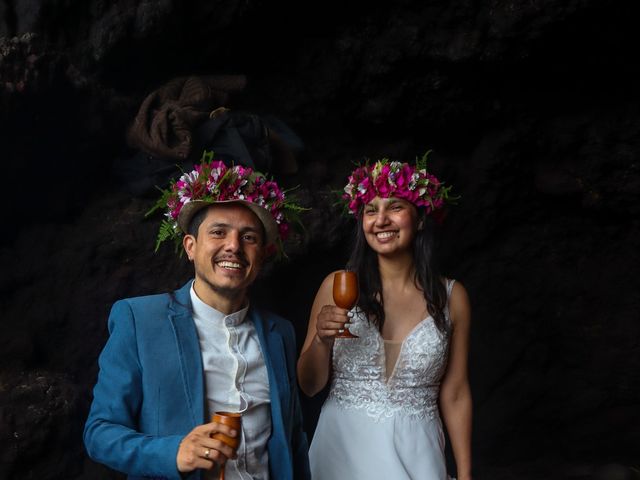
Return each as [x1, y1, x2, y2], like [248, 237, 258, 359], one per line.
[297, 157, 472, 479]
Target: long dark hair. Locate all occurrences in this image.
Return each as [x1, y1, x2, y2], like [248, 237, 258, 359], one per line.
[347, 208, 449, 334]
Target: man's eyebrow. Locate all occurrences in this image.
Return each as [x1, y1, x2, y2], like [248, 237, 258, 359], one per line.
[239, 226, 262, 234]
[205, 222, 231, 229]
[205, 223, 262, 234]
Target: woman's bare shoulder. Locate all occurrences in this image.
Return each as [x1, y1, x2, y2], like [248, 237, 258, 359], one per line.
[448, 279, 471, 325]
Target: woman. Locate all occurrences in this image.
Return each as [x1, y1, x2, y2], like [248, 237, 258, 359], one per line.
[297, 158, 472, 480]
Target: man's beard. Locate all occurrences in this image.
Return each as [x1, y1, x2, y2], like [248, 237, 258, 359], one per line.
[209, 282, 245, 301]
[196, 266, 247, 302]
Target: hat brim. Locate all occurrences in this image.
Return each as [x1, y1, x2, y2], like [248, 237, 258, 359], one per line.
[177, 199, 279, 245]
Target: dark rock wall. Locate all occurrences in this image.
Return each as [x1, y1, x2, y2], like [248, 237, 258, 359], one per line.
[1, 1, 639, 479]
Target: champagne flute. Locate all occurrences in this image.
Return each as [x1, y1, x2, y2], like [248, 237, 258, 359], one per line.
[211, 411, 242, 480]
[332, 270, 359, 338]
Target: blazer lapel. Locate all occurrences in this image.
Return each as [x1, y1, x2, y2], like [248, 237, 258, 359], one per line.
[250, 308, 289, 408]
[250, 307, 292, 474]
[168, 281, 204, 426]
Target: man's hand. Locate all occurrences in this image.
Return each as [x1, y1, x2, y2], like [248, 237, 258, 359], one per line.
[176, 421, 238, 473]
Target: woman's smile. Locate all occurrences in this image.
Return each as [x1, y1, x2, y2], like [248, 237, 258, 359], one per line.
[374, 230, 399, 241]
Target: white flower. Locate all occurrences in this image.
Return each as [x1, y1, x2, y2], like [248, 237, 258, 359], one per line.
[206, 180, 218, 193]
[409, 173, 419, 190]
[211, 167, 222, 180]
[180, 171, 199, 184]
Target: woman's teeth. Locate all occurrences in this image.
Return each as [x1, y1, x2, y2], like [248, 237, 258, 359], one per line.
[376, 231, 396, 239]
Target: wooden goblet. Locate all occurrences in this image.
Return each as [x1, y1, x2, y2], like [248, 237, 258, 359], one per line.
[211, 411, 242, 480]
[333, 270, 359, 338]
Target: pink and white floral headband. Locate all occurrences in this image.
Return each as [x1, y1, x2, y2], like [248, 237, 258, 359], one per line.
[342, 153, 455, 216]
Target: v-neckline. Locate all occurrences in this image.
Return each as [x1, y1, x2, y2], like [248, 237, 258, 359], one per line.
[379, 314, 433, 345]
[379, 315, 433, 383]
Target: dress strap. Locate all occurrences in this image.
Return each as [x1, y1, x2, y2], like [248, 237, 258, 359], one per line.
[446, 278, 456, 297]
[444, 279, 456, 328]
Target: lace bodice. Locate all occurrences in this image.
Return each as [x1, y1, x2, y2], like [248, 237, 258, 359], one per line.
[328, 280, 454, 422]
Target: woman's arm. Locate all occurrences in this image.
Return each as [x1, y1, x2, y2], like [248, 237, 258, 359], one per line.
[439, 281, 473, 480]
[296, 272, 350, 397]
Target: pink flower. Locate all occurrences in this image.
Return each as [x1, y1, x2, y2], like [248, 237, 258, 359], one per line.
[375, 177, 391, 196]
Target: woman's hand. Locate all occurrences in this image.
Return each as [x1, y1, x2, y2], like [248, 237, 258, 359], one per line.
[315, 305, 351, 346]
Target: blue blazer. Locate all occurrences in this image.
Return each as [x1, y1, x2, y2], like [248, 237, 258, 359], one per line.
[84, 281, 310, 480]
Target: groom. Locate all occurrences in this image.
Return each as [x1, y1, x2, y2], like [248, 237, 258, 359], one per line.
[84, 158, 310, 480]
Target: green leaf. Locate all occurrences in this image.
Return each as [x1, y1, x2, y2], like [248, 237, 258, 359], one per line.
[416, 150, 432, 171]
[154, 220, 176, 252]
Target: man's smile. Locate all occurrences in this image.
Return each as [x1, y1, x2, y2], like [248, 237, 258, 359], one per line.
[214, 253, 249, 271]
[216, 260, 245, 270]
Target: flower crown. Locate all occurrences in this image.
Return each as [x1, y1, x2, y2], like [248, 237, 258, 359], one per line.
[147, 151, 305, 253]
[342, 152, 455, 216]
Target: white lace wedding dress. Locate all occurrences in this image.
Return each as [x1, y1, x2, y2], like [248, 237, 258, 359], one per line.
[309, 280, 456, 480]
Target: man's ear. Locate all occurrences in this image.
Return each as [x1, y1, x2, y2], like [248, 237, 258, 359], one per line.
[183, 234, 196, 261]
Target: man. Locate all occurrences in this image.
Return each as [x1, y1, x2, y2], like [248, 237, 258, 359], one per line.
[84, 157, 310, 480]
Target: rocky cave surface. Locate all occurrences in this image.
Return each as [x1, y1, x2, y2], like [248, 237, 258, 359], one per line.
[1, 1, 639, 479]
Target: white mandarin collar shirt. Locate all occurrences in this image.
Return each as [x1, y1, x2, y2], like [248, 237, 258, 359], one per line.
[190, 283, 271, 480]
